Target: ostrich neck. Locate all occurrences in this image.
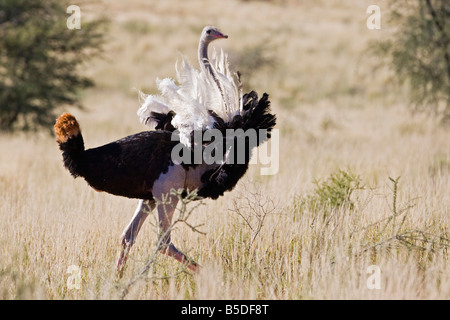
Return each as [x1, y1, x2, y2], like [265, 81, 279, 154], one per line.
[198, 39, 213, 74]
[198, 37, 227, 109]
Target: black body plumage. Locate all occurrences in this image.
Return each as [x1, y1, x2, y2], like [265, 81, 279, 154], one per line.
[58, 131, 176, 200]
[56, 91, 275, 201]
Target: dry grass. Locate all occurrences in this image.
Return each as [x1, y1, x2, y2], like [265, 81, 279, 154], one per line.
[0, 0, 449, 299]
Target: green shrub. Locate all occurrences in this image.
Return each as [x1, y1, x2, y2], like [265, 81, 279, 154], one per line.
[292, 169, 364, 219]
[310, 169, 363, 210]
[368, 0, 450, 121]
[0, 0, 106, 132]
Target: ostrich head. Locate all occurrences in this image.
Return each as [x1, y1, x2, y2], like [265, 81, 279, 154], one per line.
[201, 26, 228, 44]
[198, 26, 229, 74]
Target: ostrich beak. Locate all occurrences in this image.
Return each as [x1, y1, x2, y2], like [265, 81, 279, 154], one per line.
[215, 32, 228, 39]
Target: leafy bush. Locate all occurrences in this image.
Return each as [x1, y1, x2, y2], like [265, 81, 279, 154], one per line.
[0, 0, 106, 132]
[368, 0, 450, 121]
[293, 169, 364, 218]
[310, 169, 363, 210]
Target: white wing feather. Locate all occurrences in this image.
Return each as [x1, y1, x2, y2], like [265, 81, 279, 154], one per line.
[137, 49, 242, 146]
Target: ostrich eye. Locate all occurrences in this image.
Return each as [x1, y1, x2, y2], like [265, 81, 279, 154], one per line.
[206, 30, 212, 34]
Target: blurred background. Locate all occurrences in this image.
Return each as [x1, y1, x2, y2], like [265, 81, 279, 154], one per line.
[1, 0, 448, 133]
[2, 0, 450, 134]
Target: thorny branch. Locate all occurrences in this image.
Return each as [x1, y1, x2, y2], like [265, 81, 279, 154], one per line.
[229, 182, 278, 252]
[355, 177, 449, 257]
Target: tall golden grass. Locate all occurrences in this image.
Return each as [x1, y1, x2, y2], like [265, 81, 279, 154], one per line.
[0, 0, 448, 299]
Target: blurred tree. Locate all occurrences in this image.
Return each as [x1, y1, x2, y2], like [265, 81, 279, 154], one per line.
[0, 0, 106, 132]
[229, 39, 277, 93]
[369, 0, 450, 122]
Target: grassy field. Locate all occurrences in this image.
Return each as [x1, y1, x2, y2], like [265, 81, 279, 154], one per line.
[1, 0, 449, 299]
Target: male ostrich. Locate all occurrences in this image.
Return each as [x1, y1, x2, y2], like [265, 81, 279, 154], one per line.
[54, 26, 276, 274]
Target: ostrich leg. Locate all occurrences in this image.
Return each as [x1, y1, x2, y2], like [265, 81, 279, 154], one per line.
[117, 199, 155, 277]
[157, 194, 199, 272]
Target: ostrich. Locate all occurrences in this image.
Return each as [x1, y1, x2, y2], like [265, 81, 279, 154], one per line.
[54, 26, 276, 274]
